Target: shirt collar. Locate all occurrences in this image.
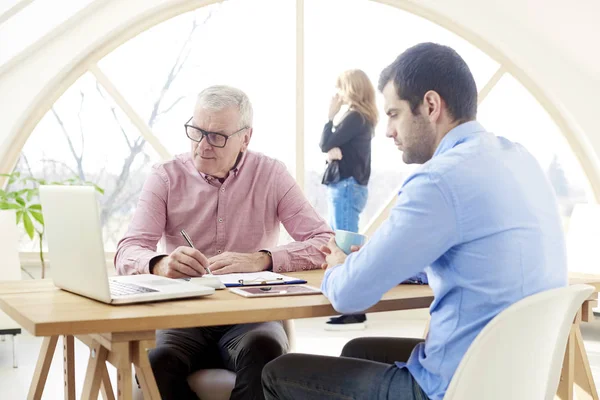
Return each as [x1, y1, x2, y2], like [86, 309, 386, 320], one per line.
[197, 151, 249, 184]
[433, 120, 487, 158]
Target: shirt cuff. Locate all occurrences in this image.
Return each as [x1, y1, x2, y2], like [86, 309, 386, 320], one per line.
[320, 264, 337, 295]
[263, 247, 289, 273]
[137, 252, 166, 275]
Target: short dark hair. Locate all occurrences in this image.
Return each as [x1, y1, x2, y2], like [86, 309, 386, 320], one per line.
[378, 42, 478, 122]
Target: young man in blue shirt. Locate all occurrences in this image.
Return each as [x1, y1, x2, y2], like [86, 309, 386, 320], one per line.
[262, 42, 567, 400]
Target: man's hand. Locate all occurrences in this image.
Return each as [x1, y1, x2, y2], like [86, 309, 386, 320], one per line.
[327, 147, 343, 161]
[320, 237, 349, 270]
[208, 252, 272, 275]
[152, 246, 210, 278]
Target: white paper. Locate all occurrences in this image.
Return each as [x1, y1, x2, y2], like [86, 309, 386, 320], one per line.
[215, 271, 302, 286]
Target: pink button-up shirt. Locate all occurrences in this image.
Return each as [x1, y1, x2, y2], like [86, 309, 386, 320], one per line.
[115, 151, 333, 275]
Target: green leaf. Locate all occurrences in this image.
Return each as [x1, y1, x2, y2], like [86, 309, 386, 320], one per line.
[0, 202, 21, 210]
[16, 210, 23, 224]
[29, 210, 44, 225]
[0, 173, 11, 177]
[29, 204, 42, 210]
[26, 189, 34, 201]
[23, 212, 34, 239]
[15, 197, 26, 207]
[37, 179, 46, 185]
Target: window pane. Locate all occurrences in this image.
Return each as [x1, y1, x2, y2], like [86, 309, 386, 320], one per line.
[11, 72, 161, 251]
[478, 73, 594, 221]
[98, 0, 296, 174]
[304, 0, 499, 231]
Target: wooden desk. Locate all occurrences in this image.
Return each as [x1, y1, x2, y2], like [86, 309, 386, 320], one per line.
[0, 271, 598, 400]
[0, 271, 432, 399]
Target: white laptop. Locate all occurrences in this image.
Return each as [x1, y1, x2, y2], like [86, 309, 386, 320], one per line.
[39, 185, 215, 305]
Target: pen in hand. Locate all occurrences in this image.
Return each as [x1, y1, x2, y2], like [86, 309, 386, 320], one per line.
[180, 229, 213, 276]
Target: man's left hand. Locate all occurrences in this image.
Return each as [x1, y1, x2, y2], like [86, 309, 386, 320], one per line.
[320, 237, 348, 270]
[208, 252, 272, 275]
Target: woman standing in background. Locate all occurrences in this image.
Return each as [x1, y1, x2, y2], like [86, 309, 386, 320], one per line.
[319, 69, 378, 330]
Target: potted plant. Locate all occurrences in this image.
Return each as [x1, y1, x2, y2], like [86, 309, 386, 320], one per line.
[0, 172, 103, 278]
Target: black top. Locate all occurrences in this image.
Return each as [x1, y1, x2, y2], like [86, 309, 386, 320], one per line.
[319, 111, 374, 186]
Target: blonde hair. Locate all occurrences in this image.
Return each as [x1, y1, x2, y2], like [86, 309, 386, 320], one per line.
[336, 69, 378, 126]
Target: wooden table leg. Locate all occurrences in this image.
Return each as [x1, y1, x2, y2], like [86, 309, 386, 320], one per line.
[574, 324, 599, 399]
[112, 342, 132, 400]
[100, 363, 116, 400]
[132, 340, 161, 400]
[28, 335, 59, 400]
[557, 303, 599, 400]
[64, 335, 75, 400]
[78, 332, 156, 400]
[81, 340, 108, 400]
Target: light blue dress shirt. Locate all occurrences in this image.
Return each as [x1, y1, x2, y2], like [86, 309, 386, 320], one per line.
[321, 121, 568, 400]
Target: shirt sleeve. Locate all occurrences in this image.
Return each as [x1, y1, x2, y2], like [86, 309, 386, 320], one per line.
[321, 170, 460, 314]
[319, 112, 367, 152]
[263, 162, 334, 272]
[114, 165, 169, 275]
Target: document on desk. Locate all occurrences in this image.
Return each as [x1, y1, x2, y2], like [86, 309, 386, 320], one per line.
[216, 271, 307, 287]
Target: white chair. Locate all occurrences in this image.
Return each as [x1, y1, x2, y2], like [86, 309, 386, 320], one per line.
[0, 210, 23, 368]
[444, 284, 594, 400]
[133, 320, 295, 400]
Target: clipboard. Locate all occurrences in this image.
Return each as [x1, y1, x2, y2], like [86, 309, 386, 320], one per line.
[215, 272, 307, 287]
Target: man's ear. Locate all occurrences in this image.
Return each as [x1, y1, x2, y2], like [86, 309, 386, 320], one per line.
[241, 127, 253, 151]
[423, 90, 443, 123]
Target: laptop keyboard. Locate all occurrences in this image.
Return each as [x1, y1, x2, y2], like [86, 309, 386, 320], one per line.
[109, 281, 159, 297]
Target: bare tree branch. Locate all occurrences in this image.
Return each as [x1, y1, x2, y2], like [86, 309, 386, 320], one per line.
[98, 7, 219, 226]
[112, 181, 145, 214]
[96, 165, 107, 184]
[77, 90, 86, 167]
[40, 158, 79, 177]
[157, 95, 186, 118]
[99, 141, 146, 225]
[147, 13, 213, 128]
[95, 81, 134, 150]
[51, 107, 85, 181]
[20, 153, 34, 177]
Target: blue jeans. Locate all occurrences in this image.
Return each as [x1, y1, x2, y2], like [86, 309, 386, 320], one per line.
[327, 177, 368, 233]
[262, 337, 429, 400]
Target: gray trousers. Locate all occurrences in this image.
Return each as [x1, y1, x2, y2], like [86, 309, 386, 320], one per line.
[149, 321, 288, 400]
[262, 337, 429, 400]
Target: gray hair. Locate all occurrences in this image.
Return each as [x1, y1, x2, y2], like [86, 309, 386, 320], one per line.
[196, 85, 253, 129]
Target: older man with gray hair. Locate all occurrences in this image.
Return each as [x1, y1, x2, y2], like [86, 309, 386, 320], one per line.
[115, 85, 333, 400]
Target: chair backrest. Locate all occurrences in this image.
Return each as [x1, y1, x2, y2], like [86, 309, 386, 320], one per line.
[444, 284, 594, 400]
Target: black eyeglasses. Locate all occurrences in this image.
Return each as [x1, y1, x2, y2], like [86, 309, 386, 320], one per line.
[184, 117, 247, 148]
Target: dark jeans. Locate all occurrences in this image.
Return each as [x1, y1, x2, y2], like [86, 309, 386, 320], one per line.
[149, 321, 289, 400]
[262, 337, 429, 400]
